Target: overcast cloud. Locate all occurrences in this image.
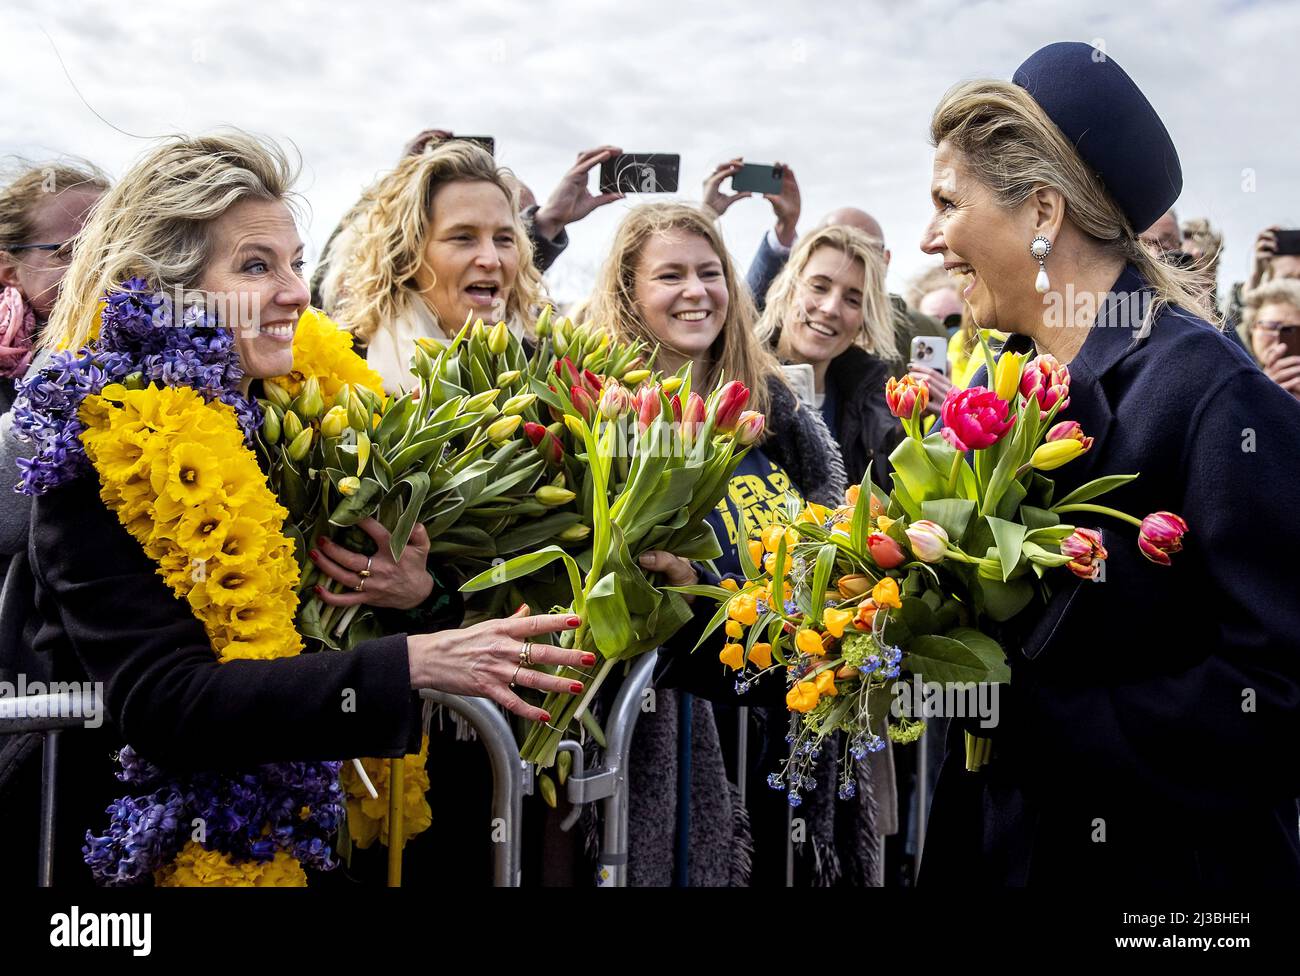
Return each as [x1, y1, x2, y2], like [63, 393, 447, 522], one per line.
[3, 0, 1296, 305]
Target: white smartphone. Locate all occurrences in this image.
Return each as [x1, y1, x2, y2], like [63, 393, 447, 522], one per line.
[909, 335, 949, 375]
[782, 363, 816, 405]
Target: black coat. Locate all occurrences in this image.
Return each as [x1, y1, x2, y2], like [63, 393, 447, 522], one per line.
[920, 265, 1300, 888]
[824, 344, 905, 491]
[17, 472, 425, 885]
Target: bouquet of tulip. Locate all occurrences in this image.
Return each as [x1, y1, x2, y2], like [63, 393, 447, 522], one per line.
[461, 370, 765, 767]
[700, 337, 1188, 802]
[257, 308, 652, 650]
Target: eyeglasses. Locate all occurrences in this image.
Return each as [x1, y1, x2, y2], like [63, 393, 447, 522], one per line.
[5, 240, 74, 263]
[1254, 320, 1300, 332]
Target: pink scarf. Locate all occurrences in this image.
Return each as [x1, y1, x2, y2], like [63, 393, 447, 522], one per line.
[0, 285, 36, 378]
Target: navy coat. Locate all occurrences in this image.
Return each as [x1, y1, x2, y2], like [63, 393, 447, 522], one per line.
[920, 265, 1300, 887]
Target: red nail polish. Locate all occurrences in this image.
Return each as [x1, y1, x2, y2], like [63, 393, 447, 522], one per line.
[581, 653, 597, 666]
[568, 615, 581, 628]
[309, 550, 319, 561]
[570, 682, 583, 693]
[539, 713, 551, 724]
[317, 536, 326, 547]
[314, 585, 323, 594]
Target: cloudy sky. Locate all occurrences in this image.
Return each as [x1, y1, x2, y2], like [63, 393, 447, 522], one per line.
[3, 0, 1295, 305]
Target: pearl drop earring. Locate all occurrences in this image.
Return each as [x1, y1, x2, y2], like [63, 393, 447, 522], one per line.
[1030, 235, 1052, 294]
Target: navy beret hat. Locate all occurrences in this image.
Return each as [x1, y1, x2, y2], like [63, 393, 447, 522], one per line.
[1013, 41, 1182, 233]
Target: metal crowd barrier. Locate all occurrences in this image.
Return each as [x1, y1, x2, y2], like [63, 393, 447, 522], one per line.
[420, 689, 525, 887]
[0, 689, 103, 886]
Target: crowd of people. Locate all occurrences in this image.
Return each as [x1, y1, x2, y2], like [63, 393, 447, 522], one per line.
[1, 39, 1297, 889]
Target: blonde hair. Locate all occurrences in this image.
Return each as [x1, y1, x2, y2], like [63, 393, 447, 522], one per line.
[329, 141, 543, 346]
[41, 132, 298, 352]
[584, 202, 780, 417]
[905, 262, 957, 312]
[930, 80, 1210, 325]
[1242, 279, 1300, 331]
[756, 225, 898, 362]
[1180, 216, 1223, 269]
[0, 159, 109, 252]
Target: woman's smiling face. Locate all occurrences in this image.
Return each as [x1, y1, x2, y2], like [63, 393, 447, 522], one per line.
[783, 244, 866, 367]
[920, 140, 1035, 333]
[632, 229, 729, 363]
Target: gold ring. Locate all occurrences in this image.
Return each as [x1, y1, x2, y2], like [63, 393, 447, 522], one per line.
[519, 642, 534, 667]
[358, 556, 373, 579]
[354, 577, 366, 593]
[510, 663, 523, 687]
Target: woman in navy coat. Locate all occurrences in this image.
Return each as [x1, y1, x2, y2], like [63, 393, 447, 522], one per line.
[915, 43, 1300, 887]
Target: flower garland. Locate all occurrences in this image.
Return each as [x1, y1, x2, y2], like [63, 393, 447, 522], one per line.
[340, 735, 432, 850]
[12, 283, 349, 885]
[269, 305, 384, 399]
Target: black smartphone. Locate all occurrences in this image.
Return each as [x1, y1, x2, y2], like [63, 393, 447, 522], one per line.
[732, 163, 784, 195]
[1273, 229, 1300, 256]
[1279, 325, 1300, 359]
[454, 135, 495, 157]
[599, 153, 680, 194]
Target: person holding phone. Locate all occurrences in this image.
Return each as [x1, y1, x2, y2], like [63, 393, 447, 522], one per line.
[1224, 225, 1300, 335]
[1239, 279, 1300, 400]
[583, 203, 885, 886]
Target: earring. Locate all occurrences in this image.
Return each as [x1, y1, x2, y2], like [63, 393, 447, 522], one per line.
[1030, 236, 1052, 294]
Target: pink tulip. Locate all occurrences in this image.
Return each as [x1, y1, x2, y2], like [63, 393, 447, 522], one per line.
[1046, 420, 1093, 451]
[598, 380, 632, 420]
[734, 410, 765, 446]
[713, 380, 751, 433]
[885, 375, 929, 420]
[1138, 512, 1188, 566]
[633, 385, 662, 431]
[939, 386, 1014, 453]
[1020, 354, 1070, 419]
[1060, 527, 1108, 580]
[678, 392, 706, 443]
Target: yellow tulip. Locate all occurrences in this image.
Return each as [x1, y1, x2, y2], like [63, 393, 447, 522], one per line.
[720, 578, 740, 592]
[661, 376, 683, 395]
[876, 515, 895, 533]
[872, 577, 902, 609]
[994, 350, 1027, 404]
[823, 607, 855, 638]
[719, 643, 745, 671]
[845, 485, 860, 506]
[746, 540, 764, 571]
[1029, 438, 1088, 471]
[795, 629, 824, 657]
[748, 642, 773, 670]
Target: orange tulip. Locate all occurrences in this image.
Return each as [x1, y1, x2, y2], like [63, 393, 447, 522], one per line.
[795, 629, 825, 656]
[748, 642, 773, 670]
[823, 607, 855, 638]
[728, 594, 758, 626]
[725, 620, 744, 640]
[786, 681, 820, 713]
[814, 669, 837, 697]
[720, 577, 740, 592]
[836, 574, 871, 599]
[854, 599, 878, 630]
[719, 643, 745, 671]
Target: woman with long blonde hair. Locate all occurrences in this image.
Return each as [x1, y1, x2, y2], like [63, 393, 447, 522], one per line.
[584, 202, 884, 887]
[324, 141, 545, 391]
[755, 224, 903, 488]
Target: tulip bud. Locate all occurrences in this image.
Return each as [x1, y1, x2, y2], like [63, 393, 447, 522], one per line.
[554, 357, 582, 390]
[263, 379, 293, 410]
[598, 380, 633, 420]
[320, 405, 348, 438]
[867, 532, 907, 569]
[282, 409, 304, 442]
[562, 413, 586, 439]
[1138, 512, 1188, 566]
[496, 369, 522, 388]
[471, 318, 487, 339]
[581, 368, 604, 397]
[904, 519, 950, 563]
[488, 320, 510, 356]
[570, 385, 597, 423]
[1060, 527, 1108, 580]
[356, 432, 371, 476]
[414, 336, 442, 356]
[633, 386, 662, 431]
[1020, 354, 1071, 419]
[294, 377, 325, 420]
[661, 376, 684, 396]
[261, 407, 281, 445]
[837, 574, 872, 599]
[993, 351, 1028, 404]
[464, 388, 501, 412]
[501, 392, 537, 416]
[713, 380, 751, 433]
[485, 414, 522, 444]
[679, 392, 706, 443]
[287, 427, 314, 462]
[734, 410, 765, 446]
[885, 374, 929, 420]
[553, 331, 569, 357]
[1029, 438, 1088, 471]
[346, 391, 371, 432]
[534, 304, 553, 338]
[535, 485, 577, 506]
[1045, 420, 1093, 450]
[621, 368, 651, 385]
[558, 523, 591, 542]
[338, 476, 361, 496]
[524, 421, 565, 467]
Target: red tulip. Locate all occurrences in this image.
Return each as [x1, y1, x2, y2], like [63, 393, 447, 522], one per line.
[633, 385, 662, 431]
[570, 385, 597, 423]
[734, 410, 765, 446]
[554, 357, 583, 391]
[1060, 527, 1108, 580]
[1138, 512, 1188, 566]
[581, 369, 604, 397]
[679, 392, 706, 443]
[713, 380, 751, 433]
[1020, 354, 1070, 419]
[939, 386, 1014, 452]
[885, 375, 929, 419]
[867, 532, 907, 569]
[524, 421, 565, 467]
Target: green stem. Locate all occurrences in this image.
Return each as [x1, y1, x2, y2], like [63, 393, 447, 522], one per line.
[1051, 502, 1143, 527]
[945, 451, 963, 495]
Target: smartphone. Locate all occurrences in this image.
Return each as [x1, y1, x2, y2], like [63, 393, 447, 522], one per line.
[781, 363, 816, 405]
[599, 153, 680, 194]
[454, 135, 495, 156]
[909, 335, 949, 375]
[1273, 229, 1300, 256]
[732, 163, 784, 196]
[1279, 325, 1300, 359]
